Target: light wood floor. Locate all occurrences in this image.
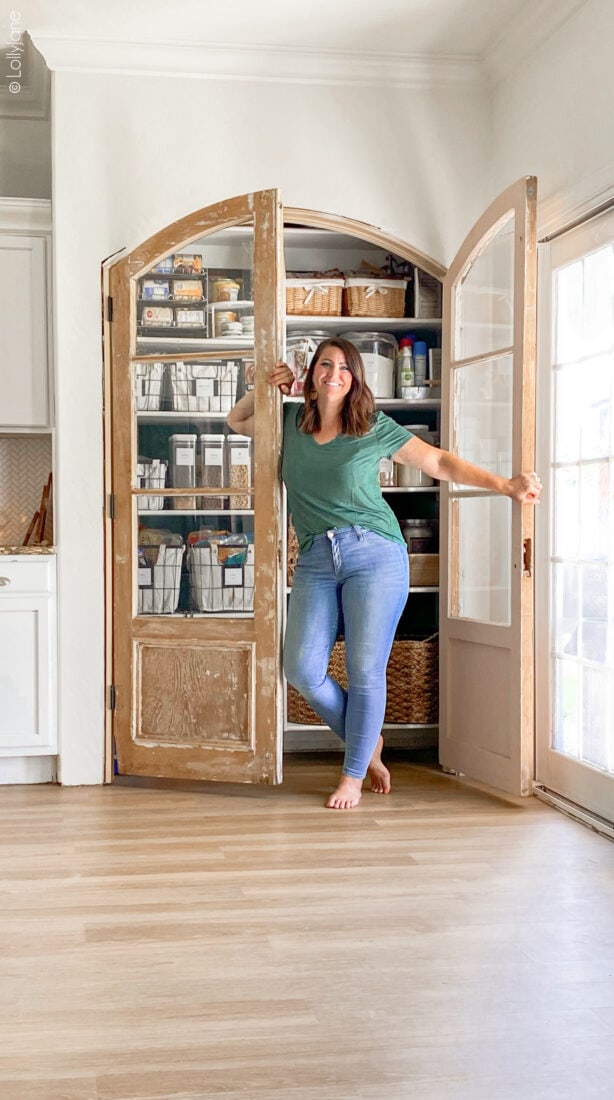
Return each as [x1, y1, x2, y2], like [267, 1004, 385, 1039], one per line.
[2, 754, 614, 1100]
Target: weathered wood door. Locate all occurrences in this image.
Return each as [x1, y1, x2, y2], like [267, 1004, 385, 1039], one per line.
[439, 177, 538, 796]
[105, 191, 285, 783]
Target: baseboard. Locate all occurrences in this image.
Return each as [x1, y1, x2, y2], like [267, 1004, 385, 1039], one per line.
[0, 755, 57, 784]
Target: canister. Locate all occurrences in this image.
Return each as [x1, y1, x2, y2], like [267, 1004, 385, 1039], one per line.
[399, 518, 437, 553]
[197, 433, 225, 511]
[169, 433, 197, 510]
[338, 331, 397, 398]
[227, 434, 252, 509]
[395, 425, 435, 486]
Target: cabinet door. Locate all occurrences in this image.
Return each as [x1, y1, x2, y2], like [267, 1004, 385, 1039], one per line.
[107, 190, 285, 783]
[0, 595, 56, 754]
[439, 177, 537, 796]
[0, 235, 49, 427]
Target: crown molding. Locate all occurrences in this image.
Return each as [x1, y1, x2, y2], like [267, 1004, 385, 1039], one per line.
[0, 33, 50, 118]
[484, 0, 588, 87]
[0, 198, 52, 232]
[537, 161, 614, 241]
[30, 34, 485, 90]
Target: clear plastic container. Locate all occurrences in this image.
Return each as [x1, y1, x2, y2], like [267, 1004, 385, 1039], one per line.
[227, 434, 252, 509]
[396, 425, 435, 486]
[169, 434, 197, 510]
[338, 331, 398, 398]
[197, 433, 225, 511]
[399, 518, 437, 553]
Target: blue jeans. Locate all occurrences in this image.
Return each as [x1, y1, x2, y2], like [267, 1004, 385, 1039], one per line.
[284, 526, 409, 779]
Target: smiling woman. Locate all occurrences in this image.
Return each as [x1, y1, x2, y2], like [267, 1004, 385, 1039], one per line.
[227, 336, 542, 810]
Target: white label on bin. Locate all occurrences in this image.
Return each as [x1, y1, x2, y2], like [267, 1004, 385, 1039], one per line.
[204, 449, 223, 465]
[174, 448, 194, 465]
[196, 379, 215, 397]
[138, 568, 152, 586]
[223, 567, 243, 587]
[230, 446, 250, 464]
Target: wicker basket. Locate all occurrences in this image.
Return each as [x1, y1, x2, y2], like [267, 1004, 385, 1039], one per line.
[286, 634, 439, 726]
[286, 278, 344, 316]
[344, 278, 407, 318]
[409, 554, 439, 587]
[287, 521, 300, 586]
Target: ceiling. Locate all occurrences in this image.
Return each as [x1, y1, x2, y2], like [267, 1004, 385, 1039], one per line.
[0, 0, 587, 58]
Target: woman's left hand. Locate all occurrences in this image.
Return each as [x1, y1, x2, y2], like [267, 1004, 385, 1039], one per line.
[507, 471, 542, 504]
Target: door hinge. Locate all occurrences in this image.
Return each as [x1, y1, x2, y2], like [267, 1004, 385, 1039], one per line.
[108, 493, 115, 520]
[108, 685, 116, 711]
[106, 296, 114, 322]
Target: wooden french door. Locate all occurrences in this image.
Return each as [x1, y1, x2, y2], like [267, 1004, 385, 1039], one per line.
[105, 190, 285, 783]
[439, 177, 538, 796]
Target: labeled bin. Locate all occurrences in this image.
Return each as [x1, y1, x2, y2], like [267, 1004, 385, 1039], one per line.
[167, 361, 239, 413]
[135, 362, 164, 411]
[137, 458, 167, 511]
[188, 539, 254, 613]
[169, 433, 197, 510]
[137, 543, 185, 614]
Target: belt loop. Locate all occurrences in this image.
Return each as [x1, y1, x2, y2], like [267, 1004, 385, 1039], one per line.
[353, 524, 365, 541]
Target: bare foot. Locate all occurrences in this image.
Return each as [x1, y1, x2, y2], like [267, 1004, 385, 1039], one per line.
[367, 735, 391, 794]
[326, 775, 363, 810]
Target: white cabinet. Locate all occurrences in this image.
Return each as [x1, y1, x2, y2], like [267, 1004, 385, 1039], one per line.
[0, 234, 49, 427]
[0, 555, 56, 756]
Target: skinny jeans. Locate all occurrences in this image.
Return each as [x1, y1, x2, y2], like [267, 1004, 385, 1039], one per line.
[284, 525, 409, 779]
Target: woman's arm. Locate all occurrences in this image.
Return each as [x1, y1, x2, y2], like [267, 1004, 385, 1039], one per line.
[226, 363, 295, 439]
[392, 435, 542, 504]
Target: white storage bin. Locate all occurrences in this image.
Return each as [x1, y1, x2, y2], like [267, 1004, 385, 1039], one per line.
[188, 542, 254, 613]
[167, 361, 239, 413]
[135, 362, 164, 411]
[137, 458, 167, 510]
[169, 433, 197, 510]
[197, 434, 225, 510]
[138, 544, 184, 614]
[227, 434, 252, 509]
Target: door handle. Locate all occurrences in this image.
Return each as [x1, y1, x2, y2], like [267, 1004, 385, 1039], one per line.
[0, 577, 12, 586]
[522, 537, 532, 577]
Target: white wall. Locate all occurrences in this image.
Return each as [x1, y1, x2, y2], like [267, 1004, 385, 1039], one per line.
[492, 0, 614, 217]
[0, 117, 51, 197]
[49, 66, 490, 784]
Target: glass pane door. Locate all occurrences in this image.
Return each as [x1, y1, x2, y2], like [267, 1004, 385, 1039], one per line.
[132, 227, 256, 618]
[537, 213, 614, 823]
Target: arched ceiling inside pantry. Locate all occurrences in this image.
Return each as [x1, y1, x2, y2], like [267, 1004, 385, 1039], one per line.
[8, 0, 587, 60]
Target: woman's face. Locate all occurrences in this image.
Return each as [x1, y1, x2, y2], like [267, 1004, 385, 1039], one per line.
[311, 344, 353, 403]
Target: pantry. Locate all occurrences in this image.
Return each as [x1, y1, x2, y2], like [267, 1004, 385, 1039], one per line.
[105, 179, 536, 796]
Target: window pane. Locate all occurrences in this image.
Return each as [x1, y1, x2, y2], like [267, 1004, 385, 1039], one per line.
[455, 212, 514, 360]
[553, 658, 579, 757]
[451, 355, 512, 482]
[581, 666, 609, 770]
[450, 495, 511, 625]
[553, 467, 580, 559]
[553, 562, 579, 658]
[553, 367, 581, 463]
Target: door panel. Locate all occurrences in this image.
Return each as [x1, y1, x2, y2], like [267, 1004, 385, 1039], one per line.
[107, 191, 284, 784]
[440, 177, 537, 796]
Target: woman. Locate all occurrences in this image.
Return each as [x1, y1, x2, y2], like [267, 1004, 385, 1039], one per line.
[227, 338, 542, 810]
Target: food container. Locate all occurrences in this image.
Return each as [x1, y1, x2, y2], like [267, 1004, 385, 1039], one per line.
[175, 309, 206, 328]
[151, 256, 173, 275]
[396, 425, 435, 487]
[197, 434, 225, 511]
[141, 306, 173, 328]
[379, 457, 395, 487]
[339, 331, 397, 398]
[173, 254, 203, 274]
[286, 332, 325, 395]
[211, 278, 241, 303]
[220, 321, 243, 336]
[399, 518, 437, 554]
[141, 279, 170, 301]
[169, 433, 197, 510]
[227, 434, 252, 509]
[172, 279, 204, 300]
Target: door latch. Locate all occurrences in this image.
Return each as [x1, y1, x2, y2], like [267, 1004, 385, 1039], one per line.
[522, 537, 532, 577]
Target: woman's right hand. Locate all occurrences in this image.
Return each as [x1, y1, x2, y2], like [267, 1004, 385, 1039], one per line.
[268, 362, 295, 396]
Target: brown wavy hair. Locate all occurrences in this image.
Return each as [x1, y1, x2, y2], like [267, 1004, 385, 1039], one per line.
[299, 338, 376, 436]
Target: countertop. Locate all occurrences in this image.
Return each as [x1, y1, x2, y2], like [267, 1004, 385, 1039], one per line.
[0, 546, 56, 555]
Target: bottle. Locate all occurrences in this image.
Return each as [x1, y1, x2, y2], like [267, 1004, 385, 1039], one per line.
[413, 340, 428, 387]
[396, 339, 414, 398]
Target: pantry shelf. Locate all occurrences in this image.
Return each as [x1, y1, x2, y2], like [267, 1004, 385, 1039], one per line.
[285, 315, 441, 332]
[137, 509, 254, 516]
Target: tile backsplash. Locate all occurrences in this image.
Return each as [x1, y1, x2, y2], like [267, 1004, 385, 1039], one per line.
[0, 435, 53, 545]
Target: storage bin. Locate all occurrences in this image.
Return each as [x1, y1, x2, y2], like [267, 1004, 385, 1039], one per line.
[136, 458, 167, 511]
[344, 278, 407, 318]
[188, 541, 254, 613]
[137, 544, 184, 614]
[166, 361, 239, 413]
[169, 433, 197, 510]
[141, 279, 170, 300]
[227, 434, 252, 509]
[172, 279, 204, 300]
[408, 553, 439, 587]
[286, 634, 439, 725]
[414, 269, 442, 319]
[286, 277, 344, 316]
[134, 362, 164, 411]
[197, 434, 225, 511]
[175, 308, 206, 329]
[141, 305, 173, 327]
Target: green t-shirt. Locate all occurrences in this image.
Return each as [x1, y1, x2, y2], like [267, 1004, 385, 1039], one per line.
[282, 403, 414, 552]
